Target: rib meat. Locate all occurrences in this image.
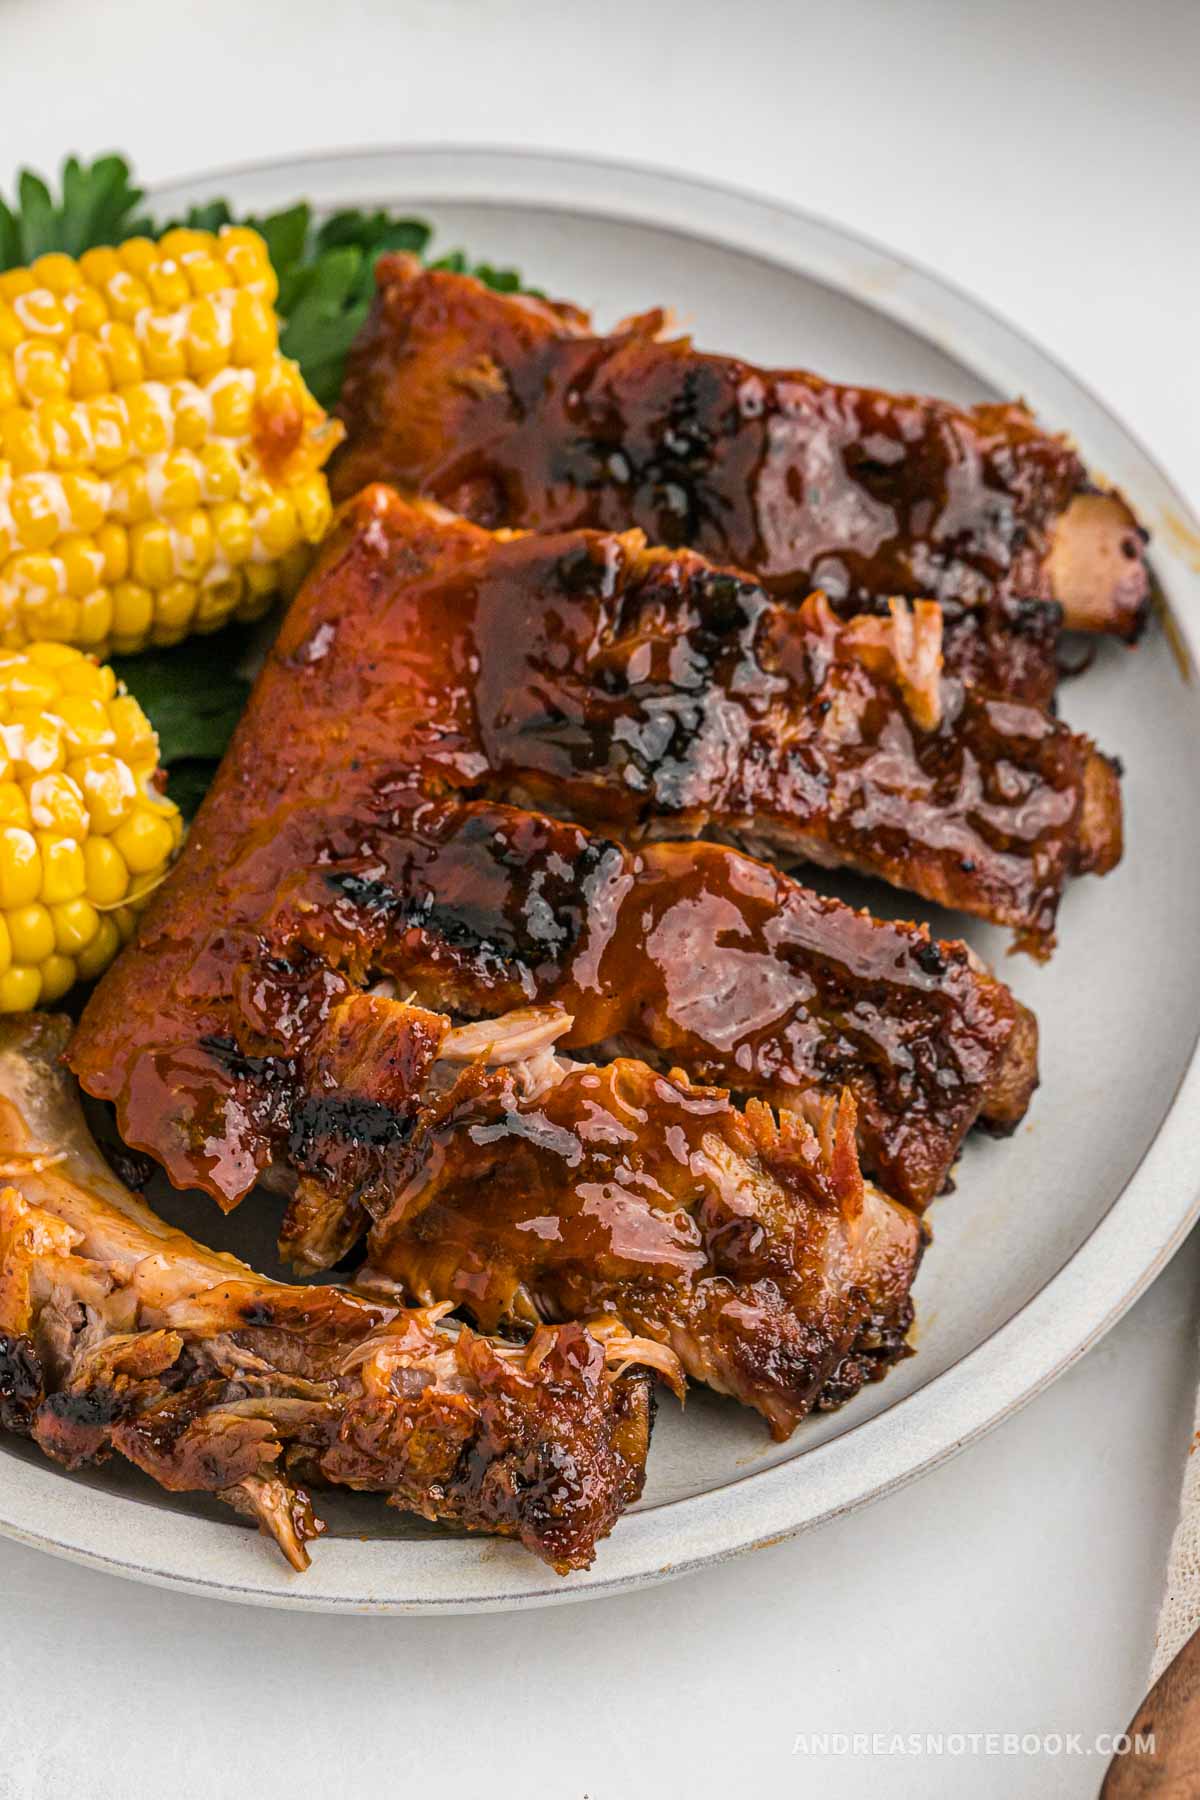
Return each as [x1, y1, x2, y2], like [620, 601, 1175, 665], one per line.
[331, 258, 1151, 699]
[0, 1014, 662, 1573]
[68, 489, 1039, 1213]
[360, 1058, 922, 1441]
[306, 492, 1120, 951]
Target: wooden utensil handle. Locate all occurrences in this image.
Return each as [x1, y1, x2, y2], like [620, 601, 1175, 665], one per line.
[1102, 1625, 1200, 1795]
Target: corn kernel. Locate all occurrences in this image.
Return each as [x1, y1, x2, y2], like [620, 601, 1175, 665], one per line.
[108, 463, 150, 524]
[154, 451, 202, 513]
[138, 312, 188, 381]
[198, 441, 241, 504]
[21, 590, 79, 643]
[186, 297, 233, 379]
[60, 536, 105, 597]
[0, 965, 41, 1011]
[40, 399, 92, 468]
[65, 287, 107, 336]
[0, 914, 12, 977]
[130, 520, 174, 586]
[110, 581, 153, 646]
[30, 255, 82, 297]
[36, 831, 85, 902]
[69, 752, 136, 833]
[10, 474, 65, 549]
[179, 256, 228, 298]
[14, 341, 69, 404]
[28, 772, 88, 836]
[55, 653, 111, 698]
[125, 387, 171, 455]
[113, 806, 175, 875]
[156, 579, 198, 632]
[38, 952, 75, 1002]
[75, 590, 114, 647]
[7, 901, 54, 963]
[82, 832, 129, 902]
[75, 912, 119, 980]
[104, 269, 151, 325]
[252, 492, 299, 559]
[0, 827, 40, 906]
[147, 261, 191, 311]
[294, 475, 332, 543]
[0, 783, 30, 826]
[96, 523, 128, 584]
[211, 499, 252, 561]
[108, 694, 155, 762]
[60, 474, 106, 535]
[13, 289, 70, 341]
[157, 229, 216, 262]
[170, 383, 210, 450]
[1, 410, 49, 474]
[9, 709, 64, 773]
[58, 693, 117, 755]
[86, 394, 130, 473]
[0, 658, 60, 708]
[65, 333, 110, 399]
[209, 370, 252, 435]
[171, 508, 213, 581]
[51, 896, 98, 955]
[97, 320, 143, 389]
[0, 307, 23, 355]
[78, 248, 122, 287]
[118, 239, 159, 278]
[195, 577, 242, 628]
[231, 290, 277, 365]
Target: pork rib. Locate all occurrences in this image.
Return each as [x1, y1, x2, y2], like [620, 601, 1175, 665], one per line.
[68, 489, 1039, 1212]
[360, 1056, 922, 1441]
[0, 1014, 661, 1573]
[331, 258, 1151, 696]
[310, 492, 1120, 952]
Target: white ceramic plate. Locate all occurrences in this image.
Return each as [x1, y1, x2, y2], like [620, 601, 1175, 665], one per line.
[3, 147, 1199, 1613]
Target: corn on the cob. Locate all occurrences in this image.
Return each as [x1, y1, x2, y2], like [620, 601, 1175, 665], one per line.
[0, 228, 340, 655]
[0, 641, 181, 1009]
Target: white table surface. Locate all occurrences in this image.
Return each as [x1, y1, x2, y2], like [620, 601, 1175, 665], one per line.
[1, 2, 1198, 1794]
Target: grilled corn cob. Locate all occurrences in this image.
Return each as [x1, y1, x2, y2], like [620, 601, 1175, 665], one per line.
[0, 227, 340, 655]
[0, 641, 181, 1009]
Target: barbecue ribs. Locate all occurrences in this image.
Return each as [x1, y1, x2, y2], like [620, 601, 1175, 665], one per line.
[0, 1014, 664, 1572]
[330, 258, 1151, 703]
[303, 491, 1120, 952]
[69, 487, 1039, 1215]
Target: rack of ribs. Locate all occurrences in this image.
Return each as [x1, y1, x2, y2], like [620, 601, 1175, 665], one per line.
[68, 487, 1039, 1219]
[303, 490, 1120, 952]
[330, 258, 1151, 705]
[0, 1014, 665, 1573]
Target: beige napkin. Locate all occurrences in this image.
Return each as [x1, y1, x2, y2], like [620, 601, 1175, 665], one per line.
[1152, 1390, 1200, 1680]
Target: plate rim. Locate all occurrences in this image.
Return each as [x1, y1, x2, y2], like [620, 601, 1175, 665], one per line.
[3, 142, 1198, 1613]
